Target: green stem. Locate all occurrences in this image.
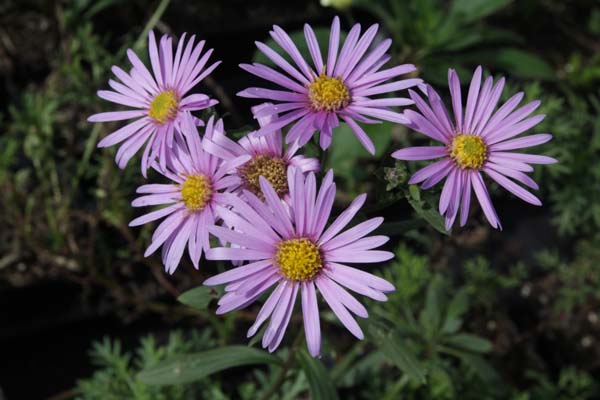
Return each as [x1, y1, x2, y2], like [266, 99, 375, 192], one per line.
[259, 333, 303, 400]
[133, 0, 170, 52]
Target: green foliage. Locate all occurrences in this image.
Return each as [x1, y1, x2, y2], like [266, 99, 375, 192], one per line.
[324, 121, 394, 193]
[297, 350, 340, 400]
[515, 367, 599, 400]
[463, 257, 527, 310]
[177, 286, 222, 310]
[535, 236, 600, 315]
[513, 82, 600, 235]
[138, 346, 282, 386]
[354, 0, 553, 85]
[380, 244, 431, 306]
[368, 271, 497, 393]
[76, 331, 217, 400]
[380, 162, 450, 235]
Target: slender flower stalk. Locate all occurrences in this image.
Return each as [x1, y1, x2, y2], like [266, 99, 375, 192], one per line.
[393, 66, 557, 229]
[239, 16, 421, 154]
[129, 114, 249, 273]
[89, 31, 220, 175]
[204, 168, 395, 356]
[203, 103, 320, 202]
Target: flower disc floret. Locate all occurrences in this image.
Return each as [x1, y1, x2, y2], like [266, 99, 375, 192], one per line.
[181, 174, 212, 212]
[450, 134, 487, 169]
[239, 155, 288, 198]
[275, 238, 323, 281]
[308, 74, 351, 112]
[149, 90, 179, 124]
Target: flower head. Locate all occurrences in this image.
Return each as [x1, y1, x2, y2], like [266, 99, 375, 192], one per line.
[89, 31, 220, 175]
[204, 168, 395, 356]
[129, 114, 249, 273]
[203, 103, 319, 202]
[392, 66, 557, 230]
[238, 16, 421, 154]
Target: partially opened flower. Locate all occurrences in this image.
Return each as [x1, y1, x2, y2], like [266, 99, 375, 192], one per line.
[238, 16, 421, 154]
[203, 103, 320, 202]
[204, 168, 395, 356]
[129, 115, 249, 273]
[89, 31, 220, 175]
[392, 66, 557, 230]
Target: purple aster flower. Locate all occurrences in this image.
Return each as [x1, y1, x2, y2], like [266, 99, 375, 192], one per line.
[392, 66, 557, 230]
[238, 16, 421, 154]
[89, 31, 220, 175]
[203, 168, 395, 356]
[203, 103, 320, 202]
[129, 114, 249, 274]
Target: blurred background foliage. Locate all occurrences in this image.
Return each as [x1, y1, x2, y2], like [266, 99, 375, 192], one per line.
[0, 0, 599, 398]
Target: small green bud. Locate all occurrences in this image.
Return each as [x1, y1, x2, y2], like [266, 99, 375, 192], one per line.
[320, 0, 352, 11]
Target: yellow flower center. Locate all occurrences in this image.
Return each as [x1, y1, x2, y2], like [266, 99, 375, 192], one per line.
[238, 155, 288, 199]
[149, 90, 179, 124]
[180, 174, 212, 212]
[308, 74, 351, 112]
[275, 238, 323, 281]
[449, 134, 487, 169]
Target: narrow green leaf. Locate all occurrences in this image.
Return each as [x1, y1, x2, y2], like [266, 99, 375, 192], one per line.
[462, 48, 555, 80]
[419, 275, 445, 335]
[406, 197, 449, 235]
[408, 185, 421, 201]
[445, 288, 470, 321]
[435, 28, 522, 52]
[449, 0, 512, 24]
[428, 366, 456, 398]
[297, 349, 339, 400]
[138, 346, 282, 385]
[368, 324, 427, 383]
[325, 121, 393, 180]
[177, 286, 221, 310]
[455, 353, 502, 385]
[445, 333, 492, 353]
[441, 288, 470, 334]
[440, 319, 462, 336]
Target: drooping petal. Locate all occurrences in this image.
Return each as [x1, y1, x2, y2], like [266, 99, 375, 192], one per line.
[301, 281, 322, 357]
[316, 277, 364, 339]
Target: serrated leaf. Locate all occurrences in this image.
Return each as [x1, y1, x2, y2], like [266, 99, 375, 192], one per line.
[368, 324, 427, 383]
[297, 350, 339, 400]
[445, 333, 492, 353]
[177, 286, 221, 310]
[138, 346, 282, 385]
